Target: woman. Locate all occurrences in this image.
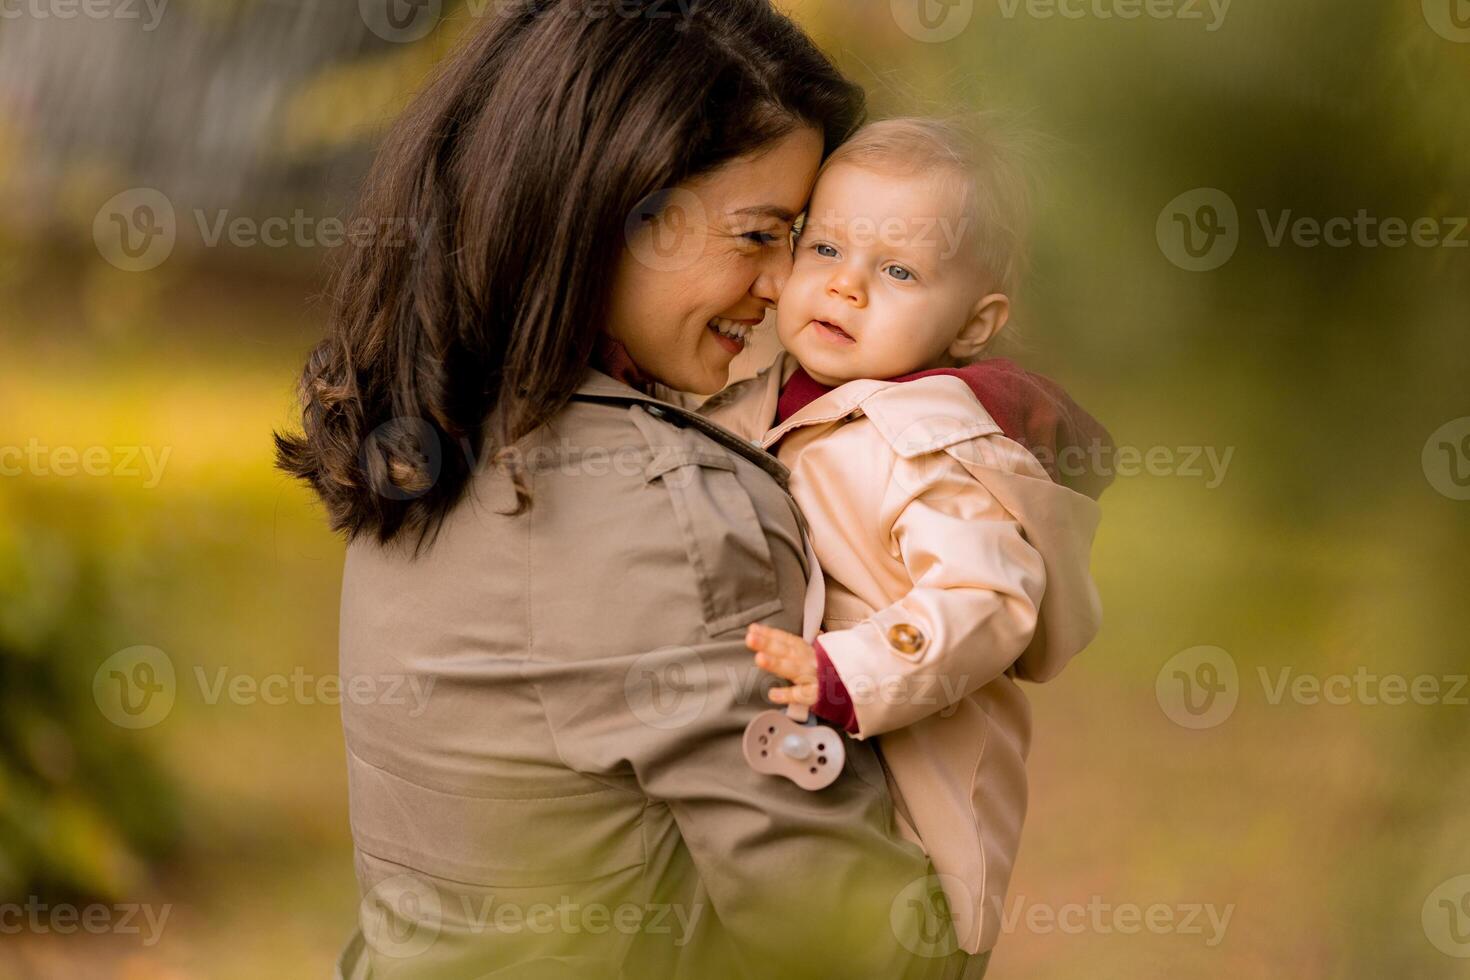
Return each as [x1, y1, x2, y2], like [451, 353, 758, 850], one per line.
[278, 2, 980, 976]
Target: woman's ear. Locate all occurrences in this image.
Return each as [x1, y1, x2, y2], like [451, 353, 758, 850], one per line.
[949, 293, 1011, 360]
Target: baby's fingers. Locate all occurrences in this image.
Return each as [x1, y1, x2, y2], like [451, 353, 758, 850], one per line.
[767, 680, 818, 707]
[754, 651, 801, 683]
[745, 623, 806, 659]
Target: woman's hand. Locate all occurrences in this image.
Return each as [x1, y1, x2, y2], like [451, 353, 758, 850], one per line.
[745, 623, 818, 707]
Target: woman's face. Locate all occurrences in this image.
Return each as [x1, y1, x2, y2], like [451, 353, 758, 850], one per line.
[606, 126, 825, 395]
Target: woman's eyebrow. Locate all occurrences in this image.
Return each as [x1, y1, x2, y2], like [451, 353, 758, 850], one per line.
[729, 204, 797, 223]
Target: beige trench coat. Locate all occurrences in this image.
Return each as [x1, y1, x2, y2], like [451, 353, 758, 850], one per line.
[701, 352, 1104, 954]
[334, 369, 987, 979]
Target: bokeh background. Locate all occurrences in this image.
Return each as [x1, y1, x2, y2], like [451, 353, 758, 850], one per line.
[2, 0, 1468, 976]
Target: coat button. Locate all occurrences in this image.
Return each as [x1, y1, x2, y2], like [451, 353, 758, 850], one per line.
[886, 623, 926, 655]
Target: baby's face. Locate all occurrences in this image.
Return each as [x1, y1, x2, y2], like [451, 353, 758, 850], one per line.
[777, 163, 991, 386]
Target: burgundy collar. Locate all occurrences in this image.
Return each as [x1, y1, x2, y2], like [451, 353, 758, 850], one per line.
[775, 359, 1115, 500]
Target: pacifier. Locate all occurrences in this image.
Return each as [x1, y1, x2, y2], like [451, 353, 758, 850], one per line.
[743, 702, 845, 791]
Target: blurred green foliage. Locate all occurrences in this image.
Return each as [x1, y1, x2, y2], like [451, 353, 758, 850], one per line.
[0, 496, 180, 901]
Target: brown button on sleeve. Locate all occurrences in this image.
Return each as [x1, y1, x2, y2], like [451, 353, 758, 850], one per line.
[885, 623, 927, 656]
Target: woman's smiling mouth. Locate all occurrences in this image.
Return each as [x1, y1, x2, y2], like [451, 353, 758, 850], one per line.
[709, 316, 759, 354]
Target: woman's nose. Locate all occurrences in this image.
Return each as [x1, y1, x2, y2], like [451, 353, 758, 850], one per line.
[751, 246, 794, 307]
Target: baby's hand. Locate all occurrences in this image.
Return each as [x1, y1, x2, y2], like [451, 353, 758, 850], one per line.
[745, 622, 818, 707]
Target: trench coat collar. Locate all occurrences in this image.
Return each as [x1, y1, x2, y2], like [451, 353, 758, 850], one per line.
[572, 367, 793, 488]
[759, 353, 1002, 454]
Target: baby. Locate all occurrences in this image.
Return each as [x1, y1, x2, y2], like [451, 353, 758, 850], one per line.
[700, 118, 1112, 957]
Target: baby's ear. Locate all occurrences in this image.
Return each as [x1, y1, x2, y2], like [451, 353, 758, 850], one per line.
[949, 293, 1010, 360]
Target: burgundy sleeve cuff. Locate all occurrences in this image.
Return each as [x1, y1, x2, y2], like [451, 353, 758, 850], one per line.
[812, 638, 860, 734]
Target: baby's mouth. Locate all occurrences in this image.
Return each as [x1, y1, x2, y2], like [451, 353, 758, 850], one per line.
[811, 318, 856, 344]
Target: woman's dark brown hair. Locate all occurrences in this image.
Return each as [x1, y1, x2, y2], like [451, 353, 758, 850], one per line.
[275, 0, 865, 547]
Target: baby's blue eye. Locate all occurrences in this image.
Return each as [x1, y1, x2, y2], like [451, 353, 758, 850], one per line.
[886, 265, 915, 282]
[814, 243, 838, 258]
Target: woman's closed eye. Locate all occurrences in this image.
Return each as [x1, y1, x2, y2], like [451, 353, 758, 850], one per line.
[742, 229, 785, 247]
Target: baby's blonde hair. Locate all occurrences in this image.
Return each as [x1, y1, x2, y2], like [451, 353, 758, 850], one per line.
[820, 114, 1037, 297]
